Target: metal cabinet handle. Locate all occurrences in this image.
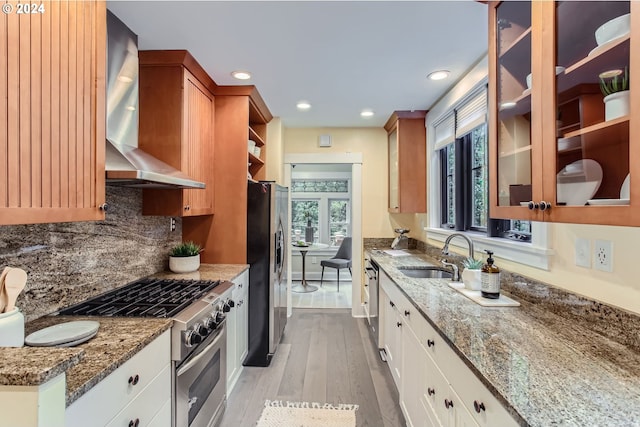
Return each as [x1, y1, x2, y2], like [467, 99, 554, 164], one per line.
[428, 387, 435, 396]
[539, 201, 551, 211]
[444, 399, 454, 409]
[128, 419, 139, 427]
[404, 310, 410, 316]
[99, 203, 108, 211]
[474, 400, 486, 413]
[396, 322, 402, 328]
[128, 374, 139, 386]
[427, 339, 435, 347]
[390, 301, 395, 307]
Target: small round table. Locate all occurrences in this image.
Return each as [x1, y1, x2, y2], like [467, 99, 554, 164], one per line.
[291, 242, 329, 293]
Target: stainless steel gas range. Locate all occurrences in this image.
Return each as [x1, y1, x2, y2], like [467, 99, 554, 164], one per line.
[60, 277, 235, 427]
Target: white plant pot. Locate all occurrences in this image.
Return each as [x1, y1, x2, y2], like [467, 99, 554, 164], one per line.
[461, 269, 482, 291]
[169, 254, 200, 273]
[604, 90, 629, 121]
[0, 307, 24, 347]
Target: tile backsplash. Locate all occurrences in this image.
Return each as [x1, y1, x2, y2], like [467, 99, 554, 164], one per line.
[0, 187, 181, 321]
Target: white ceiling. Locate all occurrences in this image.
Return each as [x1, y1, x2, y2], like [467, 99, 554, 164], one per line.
[107, 1, 488, 128]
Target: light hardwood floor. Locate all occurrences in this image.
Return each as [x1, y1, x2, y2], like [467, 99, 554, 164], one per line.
[220, 308, 405, 427]
[291, 281, 352, 309]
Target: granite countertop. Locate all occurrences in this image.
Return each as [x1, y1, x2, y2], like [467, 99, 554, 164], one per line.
[368, 249, 640, 427]
[0, 316, 171, 406]
[151, 263, 248, 282]
[0, 264, 247, 406]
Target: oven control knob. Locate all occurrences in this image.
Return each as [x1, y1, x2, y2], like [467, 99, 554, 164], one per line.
[203, 315, 216, 331]
[184, 328, 203, 347]
[212, 311, 225, 327]
[193, 322, 208, 337]
[223, 299, 235, 312]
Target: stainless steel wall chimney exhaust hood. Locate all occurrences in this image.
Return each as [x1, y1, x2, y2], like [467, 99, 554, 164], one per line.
[105, 10, 205, 189]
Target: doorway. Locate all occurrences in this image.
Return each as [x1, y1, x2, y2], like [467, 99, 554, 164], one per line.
[284, 153, 363, 318]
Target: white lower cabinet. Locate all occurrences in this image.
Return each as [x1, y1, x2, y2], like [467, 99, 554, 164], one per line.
[227, 269, 249, 394]
[379, 270, 519, 427]
[66, 329, 171, 427]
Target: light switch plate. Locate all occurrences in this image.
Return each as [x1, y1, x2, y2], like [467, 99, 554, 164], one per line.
[593, 239, 613, 272]
[575, 238, 590, 268]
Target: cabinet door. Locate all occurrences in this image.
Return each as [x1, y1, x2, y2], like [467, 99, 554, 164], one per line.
[182, 71, 214, 216]
[401, 324, 427, 427]
[489, 0, 542, 221]
[543, 1, 639, 224]
[0, 0, 106, 225]
[388, 129, 400, 211]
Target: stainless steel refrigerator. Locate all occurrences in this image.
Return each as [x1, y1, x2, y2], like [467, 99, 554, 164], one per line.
[245, 181, 288, 367]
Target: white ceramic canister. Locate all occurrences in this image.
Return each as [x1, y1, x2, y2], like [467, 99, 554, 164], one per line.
[0, 307, 25, 347]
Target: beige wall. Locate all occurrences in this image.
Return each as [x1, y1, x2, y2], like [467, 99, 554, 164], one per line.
[501, 224, 640, 315]
[284, 127, 395, 239]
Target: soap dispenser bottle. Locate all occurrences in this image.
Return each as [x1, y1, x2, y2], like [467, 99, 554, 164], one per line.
[481, 250, 501, 299]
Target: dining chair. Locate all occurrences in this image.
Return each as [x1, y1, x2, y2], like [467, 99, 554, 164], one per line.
[320, 237, 352, 291]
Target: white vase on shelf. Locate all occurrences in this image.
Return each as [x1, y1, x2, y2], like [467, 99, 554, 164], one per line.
[603, 90, 629, 121]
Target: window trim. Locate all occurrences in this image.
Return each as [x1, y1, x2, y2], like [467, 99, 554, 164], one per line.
[425, 225, 553, 270]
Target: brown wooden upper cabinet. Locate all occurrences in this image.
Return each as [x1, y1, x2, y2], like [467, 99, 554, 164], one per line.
[489, 0, 639, 225]
[384, 111, 428, 213]
[185, 86, 272, 264]
[0, 1, 107, 225]
[138, 51, 215, 217]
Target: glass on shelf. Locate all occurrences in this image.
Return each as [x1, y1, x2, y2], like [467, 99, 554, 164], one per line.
[555, 1, 630, 206]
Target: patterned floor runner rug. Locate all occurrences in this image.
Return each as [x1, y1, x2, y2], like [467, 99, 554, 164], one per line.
[256, 400, 358, 427]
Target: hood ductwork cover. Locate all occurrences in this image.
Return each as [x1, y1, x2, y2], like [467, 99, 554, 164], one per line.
[104, 11, 205, 189]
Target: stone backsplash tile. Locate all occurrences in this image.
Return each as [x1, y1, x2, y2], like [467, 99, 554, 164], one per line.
[0, 187, 181, 321]
[364, 237, 640, 352]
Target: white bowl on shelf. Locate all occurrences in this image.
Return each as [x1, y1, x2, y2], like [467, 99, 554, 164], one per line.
[248, 139, 256, 153]
[253, 146, 261, 158]
[526, 66, 565, 89]
[595, 13, 630, 46]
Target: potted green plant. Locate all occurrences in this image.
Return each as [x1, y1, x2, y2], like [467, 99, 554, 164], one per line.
[169, 241, 202, 273]
[600, 67, 629, 121]
[461, 257, 483, 291]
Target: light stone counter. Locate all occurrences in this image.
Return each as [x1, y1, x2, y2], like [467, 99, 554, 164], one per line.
[151, 263, 248, 282]
[368, 249, 640, 427]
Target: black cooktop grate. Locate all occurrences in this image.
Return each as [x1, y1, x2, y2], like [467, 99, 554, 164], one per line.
[59, 277, 220, 318]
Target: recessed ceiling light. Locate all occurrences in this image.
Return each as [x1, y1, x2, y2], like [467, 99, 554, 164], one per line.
[297, 101, 311, 110]
[125, 105, 136, 111]
[427, 70, 450, 81]
[118, 75, 133, 83]
[231, 70, 252, 80]
[360, 110, 374, 117]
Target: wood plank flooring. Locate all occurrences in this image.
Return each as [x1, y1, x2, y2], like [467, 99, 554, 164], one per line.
[220, 308, 405, 427]
[291, 281, 352, 309]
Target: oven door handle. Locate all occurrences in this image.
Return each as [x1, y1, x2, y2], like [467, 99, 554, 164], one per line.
[177, 326, 225, 377]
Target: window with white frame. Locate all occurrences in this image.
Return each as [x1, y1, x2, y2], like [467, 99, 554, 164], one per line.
[291, 172, 351, 246]
[435, 86, 532, 243]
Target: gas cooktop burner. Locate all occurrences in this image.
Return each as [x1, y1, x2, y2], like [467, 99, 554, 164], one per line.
[59, 277, 220, 318]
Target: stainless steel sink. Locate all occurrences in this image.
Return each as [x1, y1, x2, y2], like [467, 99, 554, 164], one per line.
[397, 266, 453, 279]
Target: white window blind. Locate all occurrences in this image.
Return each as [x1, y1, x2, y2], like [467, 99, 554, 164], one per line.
[433, 112, 455, 151]
[455, 87, 487, 138]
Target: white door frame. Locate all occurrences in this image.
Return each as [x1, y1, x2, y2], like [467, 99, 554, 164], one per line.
[284, 153, 364, 318]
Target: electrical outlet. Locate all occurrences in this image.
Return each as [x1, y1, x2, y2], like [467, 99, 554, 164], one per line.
[575, 238, 590, 268]
[170, 217, 176, 232]
[593, 239, 613, 272]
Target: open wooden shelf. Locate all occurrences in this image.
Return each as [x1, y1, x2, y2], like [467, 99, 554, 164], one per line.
[563, 115, 629, 139]
[248, 151, 264, 166]
[499, 144, 532, 158]
[248, 126, 265, 147]
[500, 27, 531, 58]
